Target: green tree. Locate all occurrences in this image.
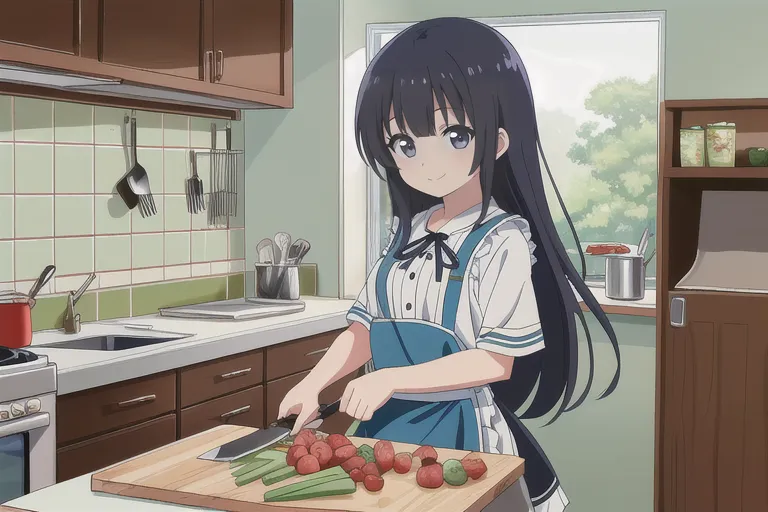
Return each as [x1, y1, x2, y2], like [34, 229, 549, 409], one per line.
[556, 74, 658, 278]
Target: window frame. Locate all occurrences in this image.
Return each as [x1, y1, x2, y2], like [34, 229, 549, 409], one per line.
[363, 11, 666, 275]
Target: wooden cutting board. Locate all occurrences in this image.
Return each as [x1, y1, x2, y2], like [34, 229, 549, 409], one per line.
[92, 425, 525, 512]
[0, 506, 35, 511]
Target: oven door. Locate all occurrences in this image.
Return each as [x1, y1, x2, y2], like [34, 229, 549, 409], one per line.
[0, 413, 50, 504]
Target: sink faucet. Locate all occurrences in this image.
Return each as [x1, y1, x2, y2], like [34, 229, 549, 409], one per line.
[63, 273, 97, 334]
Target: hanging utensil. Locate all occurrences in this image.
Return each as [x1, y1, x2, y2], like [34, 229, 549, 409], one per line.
[186, 150, 205, 214]
[116, 113, 156, 218]
[28, 264, 56, 304]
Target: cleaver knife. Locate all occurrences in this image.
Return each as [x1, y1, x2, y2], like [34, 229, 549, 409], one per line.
[198, 400, 341, 462]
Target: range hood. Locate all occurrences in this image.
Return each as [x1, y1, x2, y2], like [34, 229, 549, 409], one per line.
[0, 61, 268, 111]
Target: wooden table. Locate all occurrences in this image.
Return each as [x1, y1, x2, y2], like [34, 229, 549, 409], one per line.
[92, 425, 525, 512]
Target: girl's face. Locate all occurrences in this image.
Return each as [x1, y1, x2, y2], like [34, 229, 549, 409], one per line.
[385, 103, 508, 198]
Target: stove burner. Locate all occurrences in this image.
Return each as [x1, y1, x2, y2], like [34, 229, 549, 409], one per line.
[0, 346, 39, 366]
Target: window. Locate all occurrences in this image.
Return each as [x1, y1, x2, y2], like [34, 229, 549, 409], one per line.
[343, 12, 663, 295]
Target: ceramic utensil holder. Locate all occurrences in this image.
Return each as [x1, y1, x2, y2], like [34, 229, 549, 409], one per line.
[254, 263, 300, 300]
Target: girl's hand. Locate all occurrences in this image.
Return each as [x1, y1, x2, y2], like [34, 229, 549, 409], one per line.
[277, 383, 320, 436]
[339, 370, 395, 421]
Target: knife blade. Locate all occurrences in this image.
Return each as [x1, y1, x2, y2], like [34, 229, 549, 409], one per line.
[197, 400, 341, 462]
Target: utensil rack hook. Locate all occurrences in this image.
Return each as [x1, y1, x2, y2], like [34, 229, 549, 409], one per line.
[210, 122, 217, 151]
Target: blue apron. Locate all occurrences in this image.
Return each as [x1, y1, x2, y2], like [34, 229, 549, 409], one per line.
[354, 212, 560, 506]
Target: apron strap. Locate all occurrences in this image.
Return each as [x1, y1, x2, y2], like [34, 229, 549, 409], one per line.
[375, 233, 401, 319]
[440, 213, 513, 331]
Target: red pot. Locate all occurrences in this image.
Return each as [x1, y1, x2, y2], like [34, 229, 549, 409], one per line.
[0, 293, 33, 349]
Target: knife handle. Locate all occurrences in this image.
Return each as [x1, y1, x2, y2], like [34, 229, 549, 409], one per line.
[271, 400, 340, 429]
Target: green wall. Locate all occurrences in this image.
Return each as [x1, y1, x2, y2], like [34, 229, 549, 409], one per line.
[243, 0, 341, 297]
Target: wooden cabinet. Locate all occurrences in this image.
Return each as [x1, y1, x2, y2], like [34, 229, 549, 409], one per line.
[56, 329, 346, 482]
[656, 100, 768, 512]
[0, 0, 293, 117]
[0, 1, 79, 55]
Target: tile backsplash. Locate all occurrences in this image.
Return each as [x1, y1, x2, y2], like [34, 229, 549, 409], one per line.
[0, 95, 247, 330]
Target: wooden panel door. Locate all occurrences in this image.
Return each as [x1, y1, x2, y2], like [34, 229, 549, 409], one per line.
[0, 1, 79, 54]
[660, 291, 768, 512]
[211, 0, 290, 96]
[100, 0, 208, 81]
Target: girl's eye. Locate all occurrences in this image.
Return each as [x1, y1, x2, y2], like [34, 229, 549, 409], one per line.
[443, 125, 474, 150]
[388, 135, 417, 158]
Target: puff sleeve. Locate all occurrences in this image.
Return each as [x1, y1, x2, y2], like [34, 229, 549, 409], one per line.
[474, 226, 544, 357]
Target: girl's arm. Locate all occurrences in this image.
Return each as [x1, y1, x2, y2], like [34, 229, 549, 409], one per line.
[301, 321, 372, 392]
[386, 349, 513, 393]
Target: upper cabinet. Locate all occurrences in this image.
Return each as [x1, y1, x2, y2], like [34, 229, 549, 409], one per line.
[0, 0, 293, 118]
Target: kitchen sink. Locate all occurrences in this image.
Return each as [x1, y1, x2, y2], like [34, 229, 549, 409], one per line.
[37, 333, 191, 351]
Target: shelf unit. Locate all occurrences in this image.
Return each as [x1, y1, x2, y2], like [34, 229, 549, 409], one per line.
[655, 99, 768, 512]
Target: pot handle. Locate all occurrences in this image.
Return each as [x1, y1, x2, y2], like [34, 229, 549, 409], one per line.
[643, 249, 656, 268]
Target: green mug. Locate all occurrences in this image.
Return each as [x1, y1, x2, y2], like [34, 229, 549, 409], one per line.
[748, 147, 768, 166]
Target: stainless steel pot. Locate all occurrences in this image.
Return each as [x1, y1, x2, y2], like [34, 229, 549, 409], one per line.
[604, 250, 655, 300]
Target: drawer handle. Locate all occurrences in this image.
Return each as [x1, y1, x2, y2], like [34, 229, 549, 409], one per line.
[116, 395, 156, 408]
[220, 405, 251, 420]
[305, 347, 330, 358]
[220, 368, 252, 379]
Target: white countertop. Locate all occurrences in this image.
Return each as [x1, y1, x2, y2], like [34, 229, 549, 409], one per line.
[27, 297, 354, 395]
[6, 474, 210, 511]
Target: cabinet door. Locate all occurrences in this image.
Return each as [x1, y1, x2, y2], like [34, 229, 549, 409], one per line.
[57, 414, 176, 482]
[0, 1, 79, 54]
[100, 0, 208, 81]
[659, 292, 768, 512]
[180, 386, 264, 439]
[211, 0, 290, 96]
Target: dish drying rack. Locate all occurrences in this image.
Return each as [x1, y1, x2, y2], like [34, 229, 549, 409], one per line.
[189, 122, 242, 224]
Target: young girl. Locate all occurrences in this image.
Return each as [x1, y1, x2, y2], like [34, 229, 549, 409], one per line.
[278, 17, 620, 511]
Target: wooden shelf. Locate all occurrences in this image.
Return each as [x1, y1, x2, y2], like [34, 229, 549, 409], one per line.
[665, 98, 768, 110]
[664, 166, 768, 178]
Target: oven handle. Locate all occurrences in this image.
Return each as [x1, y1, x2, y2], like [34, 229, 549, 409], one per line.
[0, 412, 50, 437]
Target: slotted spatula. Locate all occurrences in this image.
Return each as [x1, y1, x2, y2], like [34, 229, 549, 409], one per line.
[186, 150, 205, 214]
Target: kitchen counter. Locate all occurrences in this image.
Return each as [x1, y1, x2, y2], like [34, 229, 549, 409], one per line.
[28, 297, 354, 395]
[6, 474, 211, 512]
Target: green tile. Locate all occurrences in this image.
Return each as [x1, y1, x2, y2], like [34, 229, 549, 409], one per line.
[0, 196, 13, 239]
[191, 231, 206, 262]
[137, 147, 163, 193]
[190, 152, 210, 202]
[94, 106, 128, 145]
[94, 146, 128, 194]
[95, 235, 130, 271]
[131, 193, 164, 233]
[98, 288, 130, 320]
[163, 114, 189, 147]
[0, 241, 13, 282]
[54, 237, 94, 275]
[15, 143, 53, 193]
[164, 232, 190, 265]
[94, 195, 131, 234]
[0, 97, 11, 141]
[163, 149, 189, 194]
[31, 292, 96, 332]
[227, 273, 244, 299]
[132, 233, 163, 268]
[136, 111, 162, 147]
[228, 229, 244, 259]
[54, 102, 93, 143]
[206, 230, 228, 261]
[191, 209, 210, 230]
[0, 143, 13, 193]
[299, 264, 317, 296]
[15, 195, 53, 238]
[55, 145, 93, 193]
[132, 276, 227, 316]
[55, 195, 93, 236]
[15, 239, 54, 281]
[190, 118, 217, 149]
[164, 195, 190, 231]
[14, 98, 53, 142]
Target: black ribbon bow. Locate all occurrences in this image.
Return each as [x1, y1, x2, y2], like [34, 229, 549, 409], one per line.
[394, 231, 459, 282]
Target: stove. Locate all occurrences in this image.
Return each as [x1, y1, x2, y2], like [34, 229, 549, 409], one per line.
[0, 346, 57, 504]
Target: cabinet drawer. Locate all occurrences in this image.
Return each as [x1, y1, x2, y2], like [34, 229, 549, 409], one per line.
[56, 413, 176, 483]
[180, 386, 264, 439]
[265, 369, 359, 435]
[179, 350, 264, 408]
[265, 330, 343, 381]
[57, 372, 176, 446]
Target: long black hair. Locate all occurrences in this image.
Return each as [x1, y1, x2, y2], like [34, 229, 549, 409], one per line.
[355, 17, 620, 424]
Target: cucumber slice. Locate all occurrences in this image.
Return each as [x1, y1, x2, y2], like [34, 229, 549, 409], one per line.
[230, 448, 285, 468]
[263, 466, 298, 486]
[300, 466, 347, 481]
[231, 458, 272, 478]
[235, 459, 288, 487]
[264, 477, 356, 502]
[264, 474, 350, 500]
